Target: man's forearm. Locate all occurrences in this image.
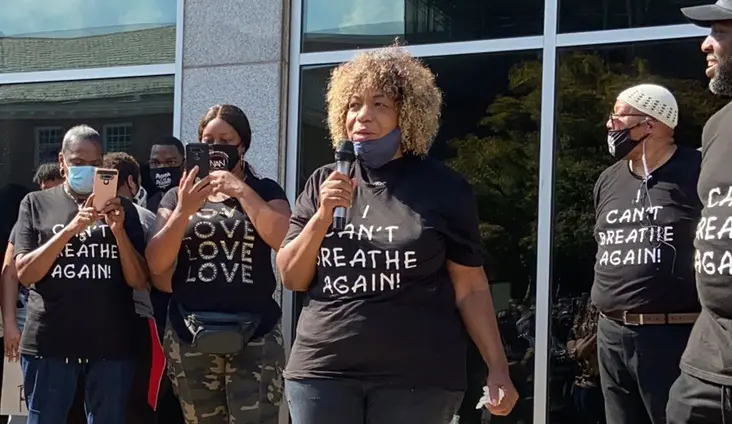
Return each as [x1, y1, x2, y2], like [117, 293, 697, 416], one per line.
[575, 334, 597, 359]
[17, 227, 75, 286]
[1, 270, 19, 328]
[458, 288, 510, 374]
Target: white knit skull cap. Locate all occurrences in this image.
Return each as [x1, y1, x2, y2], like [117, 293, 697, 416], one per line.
[616, 84, 679, 129]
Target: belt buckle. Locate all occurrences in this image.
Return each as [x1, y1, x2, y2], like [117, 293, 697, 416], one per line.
[623, 311, 642, 326]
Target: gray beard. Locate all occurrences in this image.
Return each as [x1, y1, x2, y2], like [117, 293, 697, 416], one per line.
[710, 58, 732, 97]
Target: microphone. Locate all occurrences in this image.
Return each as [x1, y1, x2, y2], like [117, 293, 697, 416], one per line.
[333, 140, 355, 231]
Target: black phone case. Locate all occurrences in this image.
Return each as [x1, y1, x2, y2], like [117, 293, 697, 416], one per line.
[185, 143, 210, 178]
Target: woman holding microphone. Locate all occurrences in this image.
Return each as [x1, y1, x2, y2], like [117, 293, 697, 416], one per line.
[276, 45, 519, 423]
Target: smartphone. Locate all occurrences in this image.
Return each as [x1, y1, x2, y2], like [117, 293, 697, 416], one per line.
[185, 143, 210, 179]
[92, 168, 119, 212]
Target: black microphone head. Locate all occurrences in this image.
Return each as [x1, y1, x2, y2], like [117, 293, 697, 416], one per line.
[334, 140, 355, 162]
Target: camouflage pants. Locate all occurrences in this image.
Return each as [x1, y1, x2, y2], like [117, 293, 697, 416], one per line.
[163, 322, 284, 424]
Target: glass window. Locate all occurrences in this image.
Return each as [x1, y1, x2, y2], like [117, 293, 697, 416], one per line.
[301, 0, 544, 53]
[104, 123, 134, 153]
[559, 0, 710, 33]
[297, 50, 541, 422]
[0, 0, 176, 73]
[34, 127, 64, 165]
[549, 38, 725, 422]
[0, 75, 174, 190]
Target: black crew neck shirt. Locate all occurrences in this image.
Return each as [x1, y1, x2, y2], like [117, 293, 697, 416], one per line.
[283, 155, 485, 391]
[159, 176, 287, 342]
[682, 101, 732, 386]
[13, 185, 145, 359]
[146, 190, 165, 215]
[591, 146, 702, 313]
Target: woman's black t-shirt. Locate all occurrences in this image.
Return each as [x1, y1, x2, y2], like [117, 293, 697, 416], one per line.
[159, 175, 287, 342]
[283, 155, 485, 391]
[13, 185, 145, 359]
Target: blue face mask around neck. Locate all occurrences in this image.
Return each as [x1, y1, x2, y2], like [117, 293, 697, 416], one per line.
[353, 129, 401, 169]
[66, 165, 96, 195]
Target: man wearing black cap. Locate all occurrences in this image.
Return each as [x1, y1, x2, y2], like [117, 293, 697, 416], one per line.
[666, 2, 732, 423]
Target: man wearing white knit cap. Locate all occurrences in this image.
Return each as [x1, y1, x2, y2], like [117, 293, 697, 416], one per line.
[591, 83, 702, 424]
[666, 3, 732, 422]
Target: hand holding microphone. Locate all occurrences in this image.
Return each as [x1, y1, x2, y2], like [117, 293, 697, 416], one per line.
[316, 141, 355, 230]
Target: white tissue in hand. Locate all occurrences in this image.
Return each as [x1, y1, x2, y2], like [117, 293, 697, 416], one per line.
[475, 386, 506, 409]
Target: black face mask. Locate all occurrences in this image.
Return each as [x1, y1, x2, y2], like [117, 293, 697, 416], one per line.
[150, 167, 182, 192]
[210, 144, 242, 172]
[607, 125, 649, 160]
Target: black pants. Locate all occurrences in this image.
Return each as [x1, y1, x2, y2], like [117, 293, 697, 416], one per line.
[597, 315, 692, 424]
[126, 317, 156, 424]
[667, 371, 732, 423]
[156, 379, 185, 424]
[573, 383, 606, 424]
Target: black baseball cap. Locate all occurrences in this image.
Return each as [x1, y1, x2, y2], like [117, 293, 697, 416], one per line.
[681, 0, 732, 27]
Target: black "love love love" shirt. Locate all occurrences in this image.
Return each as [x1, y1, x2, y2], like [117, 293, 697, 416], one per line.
[682, 101, 732, 386]
[283, 155, 485, 391]
[159, 176, 287, 342]
[13, 185, 145, 359]
[591, 146, 701, 313]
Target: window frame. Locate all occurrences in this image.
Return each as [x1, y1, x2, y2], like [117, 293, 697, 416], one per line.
[33, 126, 64, 167]
[285, 0, 713, 422]
[102, 123, 134, 153]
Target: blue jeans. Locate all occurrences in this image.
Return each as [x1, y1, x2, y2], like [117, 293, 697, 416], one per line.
[21, 355, 135, 424]
[285, 378, 463, 424]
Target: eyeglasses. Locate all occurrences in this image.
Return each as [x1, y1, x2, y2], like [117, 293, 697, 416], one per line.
[609, 113, 649, 120]
[608, 113, 652, 129]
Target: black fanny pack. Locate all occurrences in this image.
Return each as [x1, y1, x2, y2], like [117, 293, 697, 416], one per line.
[178, 304, 261, 354]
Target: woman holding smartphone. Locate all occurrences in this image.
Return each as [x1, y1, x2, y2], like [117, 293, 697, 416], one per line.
[145, 104, 291, 423]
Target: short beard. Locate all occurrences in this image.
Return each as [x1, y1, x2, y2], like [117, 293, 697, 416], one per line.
[710, 56, 732, 97]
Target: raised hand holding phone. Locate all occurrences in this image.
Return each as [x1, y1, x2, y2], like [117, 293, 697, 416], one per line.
[176, 166, 213, 218]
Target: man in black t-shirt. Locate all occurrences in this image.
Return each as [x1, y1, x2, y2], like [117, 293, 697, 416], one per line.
[104, 152, 161, 424]
[592, 84, 701, 424]
[0, 163, 64, 423]
[13, 125, 149, 424]
[146, 136, 184, 214]
[667, 3, 732, 423]
[143, 136, 186, 424]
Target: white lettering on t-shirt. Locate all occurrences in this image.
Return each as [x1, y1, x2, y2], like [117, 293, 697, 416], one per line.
[596, 206, 673, 266]
[183, 207, 254, 284]
[49, 223, 116, 279]
[695, 186, 732, 275]
[316, 205, 418, 295]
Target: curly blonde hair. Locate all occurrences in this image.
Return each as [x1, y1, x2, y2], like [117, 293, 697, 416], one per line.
[325, 46, 442, 156]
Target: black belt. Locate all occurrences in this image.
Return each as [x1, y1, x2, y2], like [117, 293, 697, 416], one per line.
[601, 311, 699, 326]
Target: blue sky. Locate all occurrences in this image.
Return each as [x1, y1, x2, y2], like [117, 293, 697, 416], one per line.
[303, 0, 404, 33]
[0, 0, 176, 36]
